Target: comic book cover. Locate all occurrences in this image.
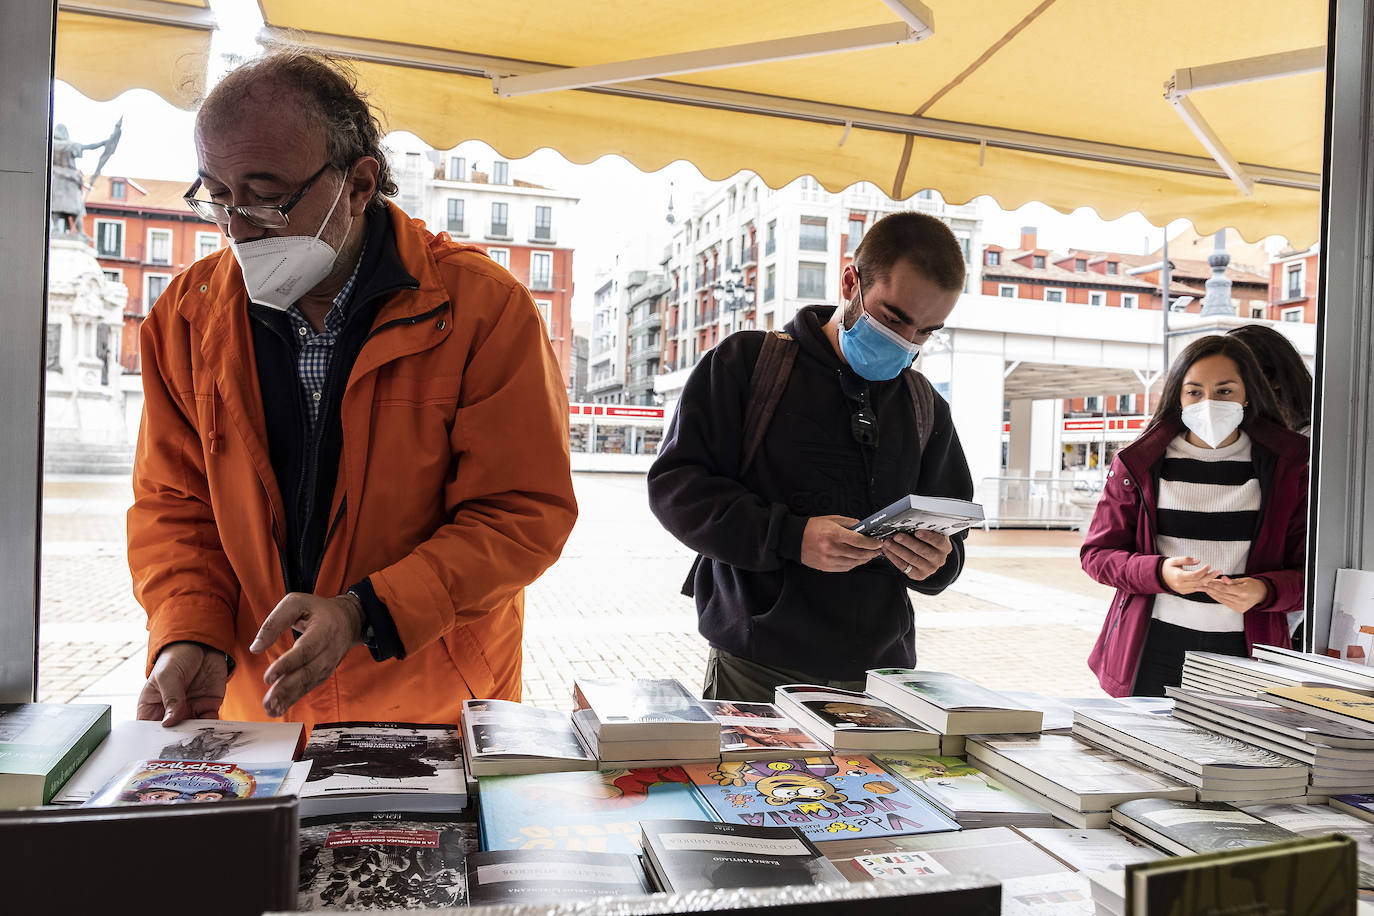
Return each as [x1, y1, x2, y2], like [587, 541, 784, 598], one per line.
[298, 810, 478, 910]
[477, 766, 718, 855]
[83, 758, 294, 806]
[682, 755, 960, 844]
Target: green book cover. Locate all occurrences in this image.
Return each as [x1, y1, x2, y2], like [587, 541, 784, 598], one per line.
[1124, 834, 1357, 916]
[0, 703, 111, 805]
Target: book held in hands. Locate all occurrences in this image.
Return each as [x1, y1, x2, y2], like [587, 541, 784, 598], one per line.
[851, 495, 984, 539]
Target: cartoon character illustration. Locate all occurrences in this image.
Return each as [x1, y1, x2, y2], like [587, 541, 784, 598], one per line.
[756, 771, 848, 807]
[708, 757, 839, 787]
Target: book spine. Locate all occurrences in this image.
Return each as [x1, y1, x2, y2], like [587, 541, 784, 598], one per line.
[44, 707, 111, 804]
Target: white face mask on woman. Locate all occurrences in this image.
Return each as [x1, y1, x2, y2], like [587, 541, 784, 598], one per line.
[1181, 399, 1245, 448]
[229, 175, 349, 311]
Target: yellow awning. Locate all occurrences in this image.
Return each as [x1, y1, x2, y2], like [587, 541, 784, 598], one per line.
[56, 0, 213, 109]
[56, 1, 1327, 245]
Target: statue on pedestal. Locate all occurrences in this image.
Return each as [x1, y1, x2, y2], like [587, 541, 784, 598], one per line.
[50, 117, 122, 240]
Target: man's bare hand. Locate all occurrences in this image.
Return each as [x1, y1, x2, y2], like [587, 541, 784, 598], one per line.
[881, 529, 953, 581]
[137, 641, 228, 726]
[251, 592, 364, 718]
[800, 516, 883, 572]
[1161, 556, 1217, 595]
[1198, 575, 1268, 614]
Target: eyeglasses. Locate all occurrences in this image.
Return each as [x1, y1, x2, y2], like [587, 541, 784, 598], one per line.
[183, 162, 334, 229]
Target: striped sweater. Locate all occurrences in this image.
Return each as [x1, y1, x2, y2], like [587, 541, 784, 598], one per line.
[1152, 431, 1259, 632]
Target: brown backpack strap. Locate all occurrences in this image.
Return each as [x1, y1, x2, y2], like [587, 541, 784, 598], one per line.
[902, 368, 938, 451]
[740, 331, 797, 476]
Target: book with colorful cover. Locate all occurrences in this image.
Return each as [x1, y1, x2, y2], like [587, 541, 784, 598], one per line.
[699, 700, 829, 760]
[477, 766, 716, 855]
[54, 718, 305, 804]
[682, 754, 960, 844]
[1333, 794, 1374, 825]
[1265, 685, 1374, 727]
[82, 758, 295, 806]
[298, 810, 478, 909]
[871, 752, 1054, 827]
[0, 702, 110, 806]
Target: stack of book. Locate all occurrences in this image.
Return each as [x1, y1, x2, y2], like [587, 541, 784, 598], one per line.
[571, 678, 720, 766]
[1109, 797, 1299, 856]
[864, 669, 1042, 758]
[296, 722, 468, 817]
[1180, 649, 1374, 698]
[1240, 802, 1374, 887]
[460, 698, 596, 776]
[698, 699, 829, 761]
[994, 691, 1170, 734]
[1254, 645, 1374, 693]
[0, 703, 111, 806]
[639, 818, 845, 893]
[1071, 708, 1309, 803]
[964, 733, 1193, 828]
[772, 685, 941, 754]
[1168, 686, 1374, 799]
[871, 752, 1055, 829]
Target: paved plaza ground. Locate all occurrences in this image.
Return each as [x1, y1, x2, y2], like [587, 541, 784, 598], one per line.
[40, 472, 1112, 719]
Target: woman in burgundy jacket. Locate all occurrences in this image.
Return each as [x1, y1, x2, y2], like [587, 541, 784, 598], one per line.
[1081, 335, 1310, 696]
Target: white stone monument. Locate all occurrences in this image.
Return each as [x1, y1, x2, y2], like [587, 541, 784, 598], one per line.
[44, 237, 133, 473]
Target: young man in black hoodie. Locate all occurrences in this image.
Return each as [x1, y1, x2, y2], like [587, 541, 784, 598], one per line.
[648, 211, 974, 702]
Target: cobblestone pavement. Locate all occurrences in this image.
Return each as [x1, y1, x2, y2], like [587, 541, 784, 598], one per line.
[40, 473, 1113, 718]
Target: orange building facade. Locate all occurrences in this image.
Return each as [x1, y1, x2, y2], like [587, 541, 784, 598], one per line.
[82, 176, 225, 373]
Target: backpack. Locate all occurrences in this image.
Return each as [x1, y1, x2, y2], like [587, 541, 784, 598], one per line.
[739, 330, 937, 475]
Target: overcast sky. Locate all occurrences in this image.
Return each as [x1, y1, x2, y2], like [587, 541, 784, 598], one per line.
[57, 16, 1244, 327]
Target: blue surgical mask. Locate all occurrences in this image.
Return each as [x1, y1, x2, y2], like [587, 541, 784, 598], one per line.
[838, 278, 920, 381]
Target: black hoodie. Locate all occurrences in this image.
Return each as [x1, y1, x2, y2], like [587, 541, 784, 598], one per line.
[648, 305, 974, 680]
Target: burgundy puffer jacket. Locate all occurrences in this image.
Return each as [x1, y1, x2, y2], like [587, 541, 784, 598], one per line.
[1082, 415, 1308, 696]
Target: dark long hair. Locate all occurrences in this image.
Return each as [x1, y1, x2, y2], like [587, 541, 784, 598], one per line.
[1225, 324, 1313, 431]
[1150, 335, 1283, 431]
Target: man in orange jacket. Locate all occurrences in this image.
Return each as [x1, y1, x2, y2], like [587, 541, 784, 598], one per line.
[128, 51, 577, 727]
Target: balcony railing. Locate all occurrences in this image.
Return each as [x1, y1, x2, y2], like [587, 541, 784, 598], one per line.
[765, 238, 776, 256]
[627, 311, 663, 334]
[742, 244, 758, 265]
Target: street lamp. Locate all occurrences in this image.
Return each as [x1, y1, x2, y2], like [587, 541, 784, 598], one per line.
[713, 265, 755, 329]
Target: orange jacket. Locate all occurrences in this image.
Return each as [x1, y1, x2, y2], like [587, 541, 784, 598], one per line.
[128, 202, 577, 726]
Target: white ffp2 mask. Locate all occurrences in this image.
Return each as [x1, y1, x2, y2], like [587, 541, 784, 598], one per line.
[1181, 399, 1245, 448]
[229, 174, 348, 311]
